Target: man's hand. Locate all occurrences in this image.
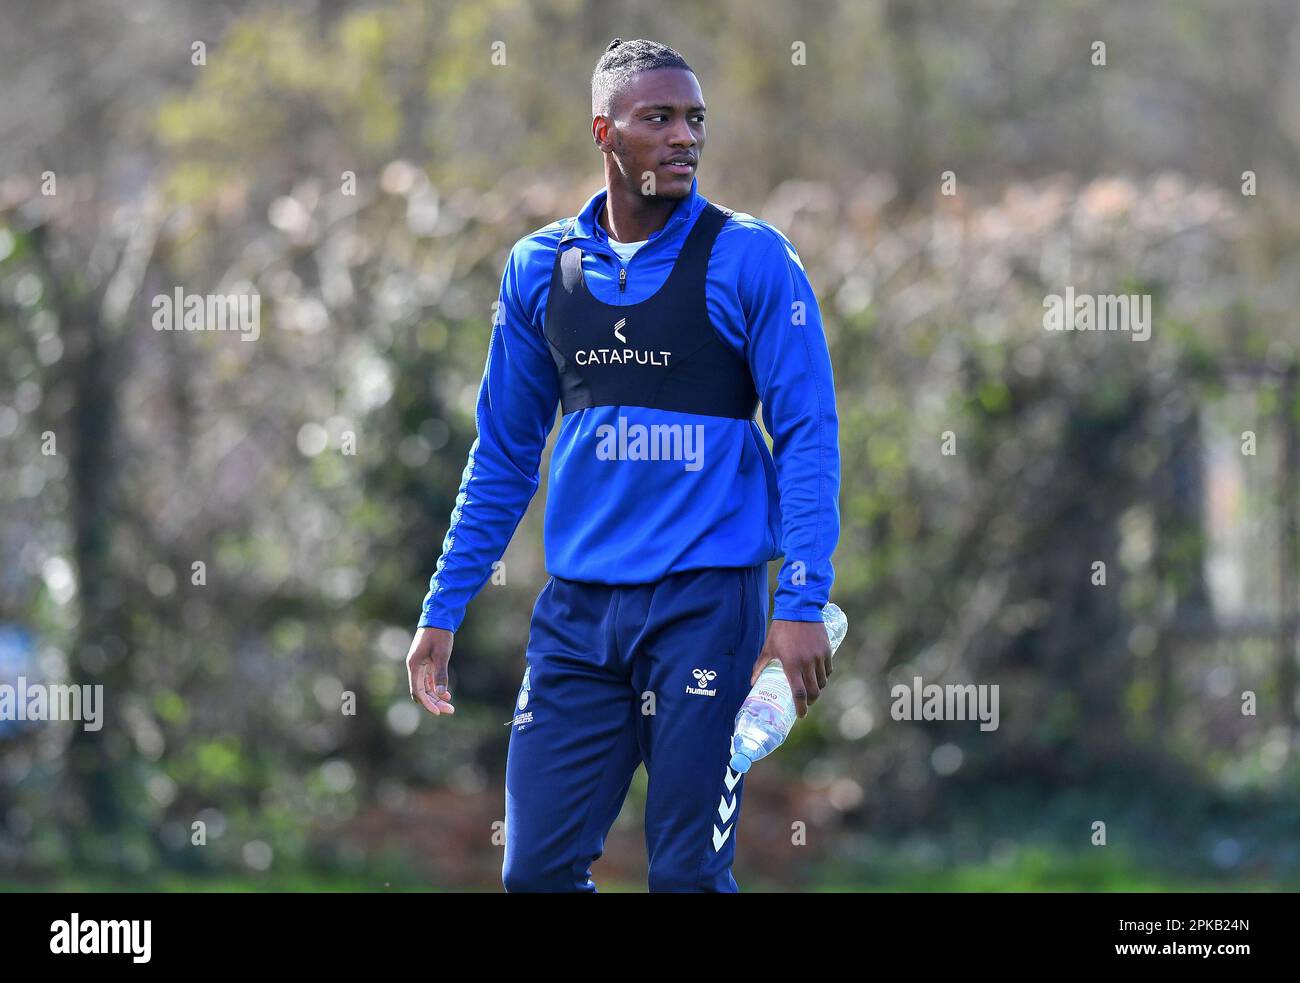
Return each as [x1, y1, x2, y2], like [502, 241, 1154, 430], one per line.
[750, 619, 832, 719]
[406, 626, 456, 716]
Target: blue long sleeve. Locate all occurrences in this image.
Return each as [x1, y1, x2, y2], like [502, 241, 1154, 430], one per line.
[418, 244, 559, 632]
[417, 181, 841, 635]
[740, 228, 841, 622]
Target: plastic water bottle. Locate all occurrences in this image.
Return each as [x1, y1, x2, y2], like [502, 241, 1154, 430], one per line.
[729, 602, 848, 774]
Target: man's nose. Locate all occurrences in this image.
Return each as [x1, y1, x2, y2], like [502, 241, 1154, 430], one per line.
[668, 120, 696, 147]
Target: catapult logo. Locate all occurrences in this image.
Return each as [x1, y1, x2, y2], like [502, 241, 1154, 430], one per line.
[686, 668, 718, 697]
[50, 913, 151, 963]
[573, 315, 671, 367]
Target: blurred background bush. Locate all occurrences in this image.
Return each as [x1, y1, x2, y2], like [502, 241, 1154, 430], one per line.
[1, 0, 1298, 891]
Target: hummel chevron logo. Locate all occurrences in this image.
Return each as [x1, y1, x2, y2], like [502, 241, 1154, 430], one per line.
[613, 317, 627, 343]
[712, 764, 745, 852]
[712, 823, 732, 851]
[784, 243, 804, 271]
[718, 793, 737, 823]
[724, 766, 742, 792]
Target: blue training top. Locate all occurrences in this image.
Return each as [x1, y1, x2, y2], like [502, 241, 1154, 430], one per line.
[418, 176, 840, 632]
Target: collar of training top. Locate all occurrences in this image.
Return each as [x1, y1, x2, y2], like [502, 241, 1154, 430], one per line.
[560, 175, 706, 248]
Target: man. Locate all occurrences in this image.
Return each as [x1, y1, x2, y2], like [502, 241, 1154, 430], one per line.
[405, 37, 840, 892]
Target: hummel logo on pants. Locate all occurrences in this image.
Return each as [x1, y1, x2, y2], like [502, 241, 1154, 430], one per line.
[502, 564, 768, 892]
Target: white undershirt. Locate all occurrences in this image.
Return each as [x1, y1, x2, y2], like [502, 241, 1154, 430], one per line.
[598, 204, 650, 262]
[607, 236, 649, 263]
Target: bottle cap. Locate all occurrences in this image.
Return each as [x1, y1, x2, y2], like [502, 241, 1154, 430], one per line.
[729, 752, 752, 774]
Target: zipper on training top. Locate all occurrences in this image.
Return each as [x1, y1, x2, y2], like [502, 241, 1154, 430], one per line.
[619, 267, 627, 293]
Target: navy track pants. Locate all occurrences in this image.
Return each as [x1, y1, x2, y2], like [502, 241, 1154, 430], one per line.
[502, 563, 769, 892]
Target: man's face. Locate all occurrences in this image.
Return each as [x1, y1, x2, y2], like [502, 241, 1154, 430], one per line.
[597, 68, 705, 199]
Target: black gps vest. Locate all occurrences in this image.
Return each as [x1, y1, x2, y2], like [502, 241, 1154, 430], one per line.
[543, 202, 759, 421]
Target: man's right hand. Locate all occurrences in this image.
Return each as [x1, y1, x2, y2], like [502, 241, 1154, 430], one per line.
[406, 626, 455, 716]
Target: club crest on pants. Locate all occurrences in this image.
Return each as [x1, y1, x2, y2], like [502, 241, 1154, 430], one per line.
[506, 666, 534, 728]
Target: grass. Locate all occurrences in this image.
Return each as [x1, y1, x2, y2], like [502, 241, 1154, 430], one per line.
[798, 843, 1300, 892]
[5, 845, 1296, 893]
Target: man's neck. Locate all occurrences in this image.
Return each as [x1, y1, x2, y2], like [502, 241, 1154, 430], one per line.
[598, 183, 682, 243]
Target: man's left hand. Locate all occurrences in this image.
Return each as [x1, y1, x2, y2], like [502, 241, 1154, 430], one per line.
[750, 619, 832, 719]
